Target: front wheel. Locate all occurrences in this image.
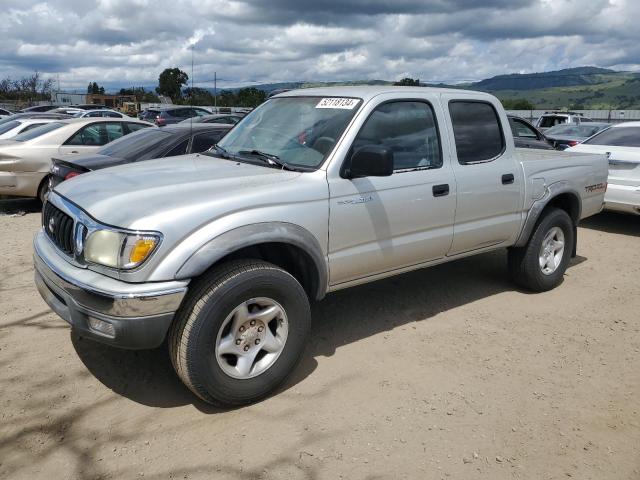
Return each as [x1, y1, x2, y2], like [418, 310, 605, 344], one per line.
[508, 208, 574, 292]
[169, 260, 311, 406]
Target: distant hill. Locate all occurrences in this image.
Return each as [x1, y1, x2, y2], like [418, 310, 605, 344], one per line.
[469, 67, 617, 91]
[101, 66, 640, 109]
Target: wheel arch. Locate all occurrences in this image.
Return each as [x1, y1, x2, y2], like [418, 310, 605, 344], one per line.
[515, 182, 582, 248]
[176, 222, 328, 300]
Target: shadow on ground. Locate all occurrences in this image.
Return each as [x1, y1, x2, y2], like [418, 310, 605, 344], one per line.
[72, 248, 587, 410]
[580, 211, 639, 237]
[0, 197, 41, 215]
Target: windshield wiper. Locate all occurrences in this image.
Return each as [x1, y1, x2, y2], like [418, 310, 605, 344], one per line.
[211, 144, 231, 158]
[238, 149, 297, 170]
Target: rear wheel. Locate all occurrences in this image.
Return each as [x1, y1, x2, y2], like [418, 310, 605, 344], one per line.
[508, 208, 574, 292]
[37, 176, 50, 204]
[169, 260, 311, 407]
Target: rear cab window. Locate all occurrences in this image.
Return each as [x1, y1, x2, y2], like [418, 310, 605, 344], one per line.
[449, 101, 505, 164]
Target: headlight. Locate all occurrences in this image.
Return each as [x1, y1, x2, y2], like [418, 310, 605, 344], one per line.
[84, 229, 160, 269]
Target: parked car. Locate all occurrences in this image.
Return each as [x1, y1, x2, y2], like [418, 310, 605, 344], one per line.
[543, 123, 610, 150]
[178, 113, 243, 125]
[0, 113, 72, 130]
[0, 118, 60, 140]
[507, 115, 553, 150]
[0, 117, 153, 201]
[73, 109, 127, 119]
[535, 111, 593, 131]
[566, 122, 640, 215]
[19, 105, 56, 113]
[50, 123, 232, 188]
[50, 107, 85, 115]
[143, 106, 212, 126]
[0, 107, 14, 118]
[36, 86, 608, 407]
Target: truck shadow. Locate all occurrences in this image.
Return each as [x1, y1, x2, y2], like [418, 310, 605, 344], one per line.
[72, 248, 585, 411]
[0, 197, 41, 215]
[580, 211, 640, 237]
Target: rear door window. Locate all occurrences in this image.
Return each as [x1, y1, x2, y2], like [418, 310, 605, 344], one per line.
[165, 139, 189, 156]
[191, 131, 227, 153]
[125, 122, 151, 134]
[510, 119, 538, 138]
[105, 122, 125, 142]
[449, 101, 505, 164]
[66, 123, 107, 145]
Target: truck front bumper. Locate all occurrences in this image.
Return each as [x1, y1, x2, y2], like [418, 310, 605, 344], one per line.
[34, 231, 189, 349]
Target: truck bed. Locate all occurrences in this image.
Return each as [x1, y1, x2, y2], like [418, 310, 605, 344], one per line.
[515, 148, 608, 220]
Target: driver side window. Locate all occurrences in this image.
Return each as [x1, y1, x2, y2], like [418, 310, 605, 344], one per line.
[351, 101, 442, 171]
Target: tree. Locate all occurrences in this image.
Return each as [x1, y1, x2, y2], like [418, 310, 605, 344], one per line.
[87, 82, 105, 94]
[236, 87, 266, 107]
[394, 77, 420, 86]
[119, 87, 160, 103]
[501, 98, 535, 110]
[156, 68, 189, 101]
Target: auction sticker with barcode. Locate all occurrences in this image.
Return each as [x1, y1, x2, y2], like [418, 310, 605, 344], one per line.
[316, 97, 359, 109]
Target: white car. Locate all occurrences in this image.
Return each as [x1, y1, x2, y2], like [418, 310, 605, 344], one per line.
[0, 117, 60, 140]
[73, 109, 127, 119]
[536, 112, 593, 131]
[0, 117, 153, 201]
[0, 107, 13, 118]
[567, 121, 640, 215]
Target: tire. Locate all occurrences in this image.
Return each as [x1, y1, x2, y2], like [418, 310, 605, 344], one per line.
[169, 259, 311, 407]
[37, 176, 50, 204]
[508, 208, 574, 292]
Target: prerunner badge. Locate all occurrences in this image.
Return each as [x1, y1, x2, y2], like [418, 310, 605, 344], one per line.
[316, 97, 359, 109]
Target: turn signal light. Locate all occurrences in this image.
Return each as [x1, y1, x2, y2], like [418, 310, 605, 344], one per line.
[129, 238, 157, 264]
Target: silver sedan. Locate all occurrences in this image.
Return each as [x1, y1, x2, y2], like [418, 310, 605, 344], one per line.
[0, 117, 154, 200]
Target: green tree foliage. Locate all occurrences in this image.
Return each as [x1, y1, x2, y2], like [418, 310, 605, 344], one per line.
[501, 98, 535, 110]
[119, 87, 160, 103]
[156, 68, 189, 101]
[394, 78, 420, 86]
[87, 82, 105, 94]
[178, 87, 266, 108]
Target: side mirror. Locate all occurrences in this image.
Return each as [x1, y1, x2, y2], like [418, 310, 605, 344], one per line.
[347, 145, 393, 178]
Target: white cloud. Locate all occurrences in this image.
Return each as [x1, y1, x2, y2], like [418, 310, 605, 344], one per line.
[0, 0, 639, 90]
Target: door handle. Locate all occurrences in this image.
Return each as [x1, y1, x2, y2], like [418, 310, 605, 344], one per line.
[432, 184, 449, 197]
[501, 174, 515, 185]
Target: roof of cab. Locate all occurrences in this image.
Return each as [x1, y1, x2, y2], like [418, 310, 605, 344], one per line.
[275, 85, 495, 102]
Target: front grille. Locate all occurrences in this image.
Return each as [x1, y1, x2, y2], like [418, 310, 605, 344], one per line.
[43, 201, 75, 255]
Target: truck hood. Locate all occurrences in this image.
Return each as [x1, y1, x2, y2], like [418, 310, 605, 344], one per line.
[54, 153, 304, 229]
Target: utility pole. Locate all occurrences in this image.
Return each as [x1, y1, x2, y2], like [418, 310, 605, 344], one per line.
[214, 71, 217, 112]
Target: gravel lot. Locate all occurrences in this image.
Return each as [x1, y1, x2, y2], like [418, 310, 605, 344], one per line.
[0, 198, 638, 480]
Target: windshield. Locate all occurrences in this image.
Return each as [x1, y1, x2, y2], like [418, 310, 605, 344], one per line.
[98, 128, 171, 159]
[12, 122, 65, 142]
[584, 126, 640, 147]
[0, 120, 20, 135]
[214, 96, 362, 169]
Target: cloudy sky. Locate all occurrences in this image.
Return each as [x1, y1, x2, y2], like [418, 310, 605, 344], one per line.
[2, 0, 639, 90]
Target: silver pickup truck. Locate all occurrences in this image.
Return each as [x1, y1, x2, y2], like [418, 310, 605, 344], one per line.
[34, 87, 608, 406]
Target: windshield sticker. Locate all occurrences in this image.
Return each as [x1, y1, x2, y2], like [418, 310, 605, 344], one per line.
[316, 98, 358, 109]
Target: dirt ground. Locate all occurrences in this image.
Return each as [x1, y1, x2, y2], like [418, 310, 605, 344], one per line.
[0, 198, 638, 480]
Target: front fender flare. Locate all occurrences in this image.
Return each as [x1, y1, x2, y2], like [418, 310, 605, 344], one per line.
[175, 222, 328, 299]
